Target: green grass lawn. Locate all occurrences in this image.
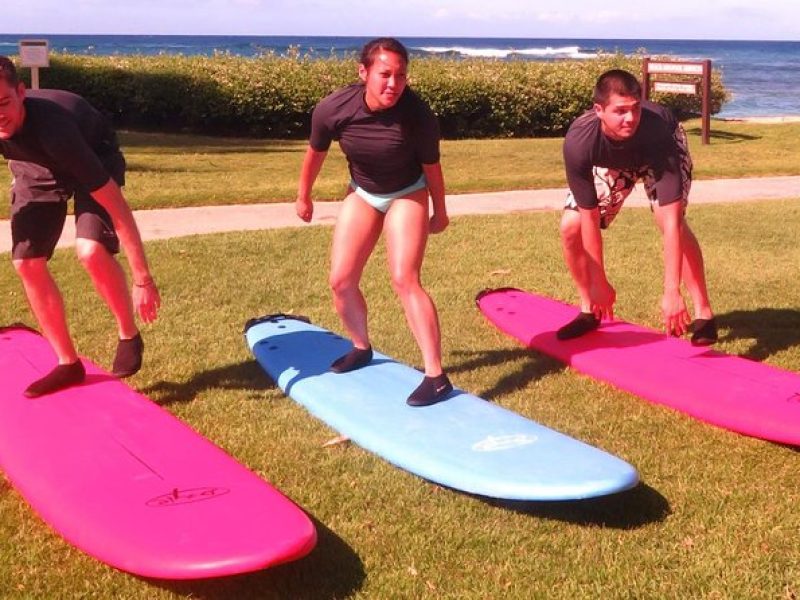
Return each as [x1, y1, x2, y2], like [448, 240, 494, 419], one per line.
[2, 119, 800, 219]
[1, 200, 799, 598]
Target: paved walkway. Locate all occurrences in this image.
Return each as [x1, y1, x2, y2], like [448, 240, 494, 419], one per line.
[1, 175, 798, 251]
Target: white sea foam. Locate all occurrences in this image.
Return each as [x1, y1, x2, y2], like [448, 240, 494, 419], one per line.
[0, 34, 794, 117]
[416, 45, 597, 59]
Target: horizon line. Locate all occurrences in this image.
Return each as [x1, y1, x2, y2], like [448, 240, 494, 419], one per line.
[1, 33, 797, 44]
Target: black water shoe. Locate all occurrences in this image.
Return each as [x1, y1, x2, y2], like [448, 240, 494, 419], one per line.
[556, 312, 600, 341]
[24, 361, 86, 398]
[330, 346, 373, 373]
[690, 318, 718, 346]
[112, 333, 144, 378]
[407, 373, 454, 407]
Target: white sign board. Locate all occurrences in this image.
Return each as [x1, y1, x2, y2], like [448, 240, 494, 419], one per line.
[653, 81, 698, 95]
[18, 39, 50, 68]
[646, 62, 704, 75]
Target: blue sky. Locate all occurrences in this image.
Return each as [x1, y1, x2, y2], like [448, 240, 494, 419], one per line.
[4, 0, 799, 40]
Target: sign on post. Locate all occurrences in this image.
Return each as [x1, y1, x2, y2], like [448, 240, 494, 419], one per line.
[18, 39, 50, 90]
[642, 57, 712, 144]
[653, 82, 698, 95]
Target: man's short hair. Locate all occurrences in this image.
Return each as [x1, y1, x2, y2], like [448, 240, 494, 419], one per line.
[0, 55, 20, 87]
[593, 69, 642, 106]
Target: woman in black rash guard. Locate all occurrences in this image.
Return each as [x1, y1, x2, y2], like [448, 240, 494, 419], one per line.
[295, 37, 452, 407]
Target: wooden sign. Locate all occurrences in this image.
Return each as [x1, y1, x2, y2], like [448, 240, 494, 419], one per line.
[18, 39, 49, 68]
[643, 57, 712, 144]
[18, 39, 50, 90]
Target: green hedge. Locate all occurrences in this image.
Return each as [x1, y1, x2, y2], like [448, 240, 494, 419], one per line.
[28, 53, 729, 139]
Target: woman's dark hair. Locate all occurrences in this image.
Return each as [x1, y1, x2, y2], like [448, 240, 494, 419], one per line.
[0, 56, 20, 87]
[359, 37, 409, 68]
[593, 69, 642, 106]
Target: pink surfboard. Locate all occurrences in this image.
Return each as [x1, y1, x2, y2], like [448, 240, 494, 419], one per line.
[476, 288, 800, 446]
[0, 325, 316, 579]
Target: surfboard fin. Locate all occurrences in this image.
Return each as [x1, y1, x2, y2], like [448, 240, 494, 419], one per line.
[474, 287, 522, 307]
[243, 313, 311, 333]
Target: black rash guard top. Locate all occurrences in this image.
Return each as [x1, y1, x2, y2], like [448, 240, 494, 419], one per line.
[0, 89, 121, 203]
[309, 83, 440, 194]
[563, 100, 686, 209]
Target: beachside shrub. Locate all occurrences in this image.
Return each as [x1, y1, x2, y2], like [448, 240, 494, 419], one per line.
[30, 52, 729, 138]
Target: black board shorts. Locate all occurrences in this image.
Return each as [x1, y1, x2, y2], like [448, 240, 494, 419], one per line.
[10, 157, 125, 260]
[564, 124, 693, 229]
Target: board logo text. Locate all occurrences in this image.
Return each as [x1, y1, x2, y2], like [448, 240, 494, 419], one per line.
[146, 487, 230, 507]
[472, 434, 538, 452]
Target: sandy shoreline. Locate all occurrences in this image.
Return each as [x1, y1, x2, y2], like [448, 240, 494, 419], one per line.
[716, 115, 800, 124]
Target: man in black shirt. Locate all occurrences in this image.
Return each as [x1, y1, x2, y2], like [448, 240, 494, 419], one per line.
[0, 56, 160, 397]
[558, 69, 716, 345]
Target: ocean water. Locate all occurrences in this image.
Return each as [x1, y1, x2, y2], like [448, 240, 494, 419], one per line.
[1, 34, 798, 118]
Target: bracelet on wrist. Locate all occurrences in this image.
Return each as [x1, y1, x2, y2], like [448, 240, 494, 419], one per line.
[134, 278, 154, 288]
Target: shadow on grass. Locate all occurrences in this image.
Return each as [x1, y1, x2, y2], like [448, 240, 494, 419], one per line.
[125, 162, 215, 174]
[686, 126, 760, 142]
[447, 348, 563, 400]
[143, 360, 276, 406]
[484, 482, 669, 529]
[125, 143, 305, 155]
[717, 307, 800, 361]
[120, 133, 305, 153]
[149, 518, 365, 599]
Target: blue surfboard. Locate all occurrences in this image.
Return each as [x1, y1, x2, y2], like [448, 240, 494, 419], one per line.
[244, 315, 639, 501]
